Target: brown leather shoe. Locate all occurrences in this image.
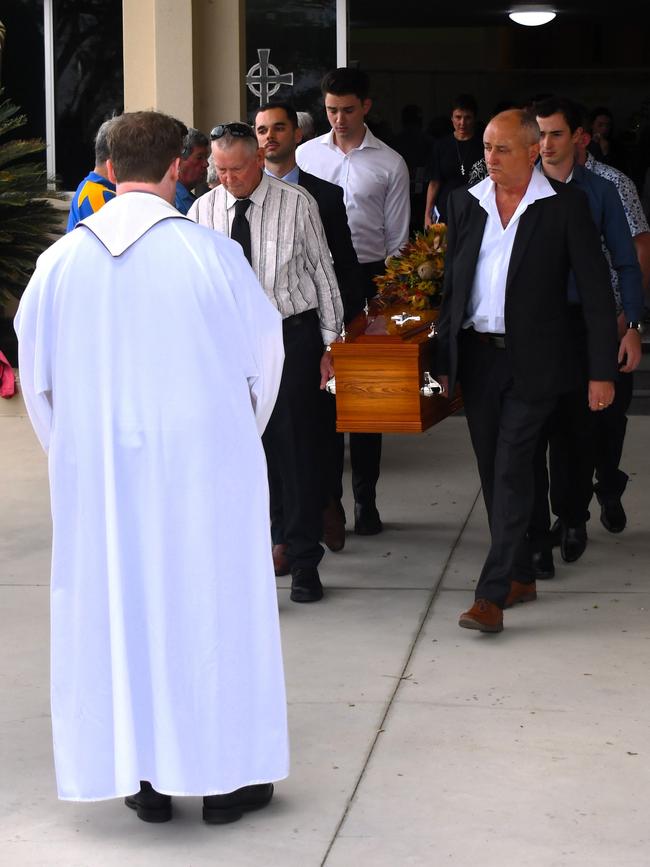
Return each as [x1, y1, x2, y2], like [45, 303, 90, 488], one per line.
[322, 498, 345, 552]
[504, 580, 537, 609]
[272, 543, 290, 577]
[458, 599, 503, 633]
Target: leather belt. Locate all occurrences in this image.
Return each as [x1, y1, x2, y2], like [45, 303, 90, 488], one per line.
[282, 308, 318, 330]
[468, 328, 506, 349]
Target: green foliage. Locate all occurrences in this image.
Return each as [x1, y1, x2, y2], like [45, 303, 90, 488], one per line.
[0, 90, 62, 303]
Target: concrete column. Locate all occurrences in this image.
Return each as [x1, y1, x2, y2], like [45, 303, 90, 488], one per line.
[122, 0, 246, 132]
[191, 0, 246, 131]
[122, 0, 195, 127]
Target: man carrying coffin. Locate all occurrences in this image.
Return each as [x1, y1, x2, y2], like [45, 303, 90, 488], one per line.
[15, 111, 288, 823]
[189, 122, 343, 604]
[435, 109, 618, 634]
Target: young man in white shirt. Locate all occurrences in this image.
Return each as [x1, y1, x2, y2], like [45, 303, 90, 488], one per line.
[297, 67, 411, 537]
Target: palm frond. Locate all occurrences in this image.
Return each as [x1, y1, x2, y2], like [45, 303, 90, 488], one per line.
[0, 89, 63, 303]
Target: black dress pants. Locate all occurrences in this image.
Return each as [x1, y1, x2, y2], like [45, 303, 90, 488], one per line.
[594, 369, 633, 503]
[264, 311, 324, 570]
[323, 260, 385, 508]
[531, 313, 594, 539]
[459, 330, 555, 607]
[322, 393, 382, 506]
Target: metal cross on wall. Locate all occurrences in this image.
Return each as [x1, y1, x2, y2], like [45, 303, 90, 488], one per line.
[246, 48, 294, 105]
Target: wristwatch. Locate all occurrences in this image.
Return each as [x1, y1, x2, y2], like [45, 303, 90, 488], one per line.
[626, 321, 644, 332]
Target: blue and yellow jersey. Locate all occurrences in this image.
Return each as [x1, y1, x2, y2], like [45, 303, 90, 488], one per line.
[66, 171, 116, 232]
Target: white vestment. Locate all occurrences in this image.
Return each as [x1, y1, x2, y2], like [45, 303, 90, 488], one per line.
[15, 192, 288, 800]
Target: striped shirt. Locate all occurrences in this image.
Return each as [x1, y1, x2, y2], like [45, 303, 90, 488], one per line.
[188, 173, 343, 344]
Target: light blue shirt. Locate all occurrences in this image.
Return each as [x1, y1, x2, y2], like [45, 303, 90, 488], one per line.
[264, 165, 300, 185]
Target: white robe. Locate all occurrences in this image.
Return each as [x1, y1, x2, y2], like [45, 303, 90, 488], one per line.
[15, 192, 288, 800]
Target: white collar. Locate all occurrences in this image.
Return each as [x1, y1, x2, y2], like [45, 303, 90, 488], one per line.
[323, 125, 381, 154]
[78, 191, 186, 256]
[225, 172, 268, 210]
[469, 168, 556, 208]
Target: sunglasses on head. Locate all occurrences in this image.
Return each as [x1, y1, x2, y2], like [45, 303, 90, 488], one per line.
[210, 122, 256, 141]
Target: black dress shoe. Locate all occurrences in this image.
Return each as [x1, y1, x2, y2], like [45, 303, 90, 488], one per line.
[203, 783, 274, 824]
[600, 499, 626, 533]
[290, 567, 324, 603]
[560, 523, 587, 563]
[125, 781, 172, 823]
[354, 502, 383, 535]
[532, 548, 555, 580]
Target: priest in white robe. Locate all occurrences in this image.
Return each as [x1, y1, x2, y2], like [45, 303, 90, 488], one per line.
[15, 111, 288, 824]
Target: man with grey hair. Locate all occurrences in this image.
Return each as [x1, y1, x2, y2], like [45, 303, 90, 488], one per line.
[296, 110, 316, 142]
[66, 118, 116, 231]
[188, 122, 343, 604]
[175, 127, 210, 214]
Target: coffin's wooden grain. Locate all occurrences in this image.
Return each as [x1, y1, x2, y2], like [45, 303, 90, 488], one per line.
[330, 304, 462, 434]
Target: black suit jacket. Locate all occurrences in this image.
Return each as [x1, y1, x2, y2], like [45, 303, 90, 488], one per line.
[436, 177, 618, 401]
[297, 169, 364, 323]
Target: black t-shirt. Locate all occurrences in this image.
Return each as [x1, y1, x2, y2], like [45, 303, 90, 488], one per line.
[425, 133, 484, 221]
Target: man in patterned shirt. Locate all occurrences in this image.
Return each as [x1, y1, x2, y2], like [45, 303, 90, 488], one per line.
[66, 119, 116, 231]
[576, 126, 650, 533]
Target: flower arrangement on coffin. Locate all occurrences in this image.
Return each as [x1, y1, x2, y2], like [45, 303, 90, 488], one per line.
[373, 223, 447, 311]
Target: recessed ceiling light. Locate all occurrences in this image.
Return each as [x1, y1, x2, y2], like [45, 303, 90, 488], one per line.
[509, 5, 557, 26]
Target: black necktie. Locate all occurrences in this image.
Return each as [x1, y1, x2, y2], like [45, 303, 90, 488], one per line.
[231, 198, 252, 264]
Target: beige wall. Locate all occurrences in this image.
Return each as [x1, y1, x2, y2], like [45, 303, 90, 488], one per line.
[192, 0, 246, 132]
[122, 0, 246, 132]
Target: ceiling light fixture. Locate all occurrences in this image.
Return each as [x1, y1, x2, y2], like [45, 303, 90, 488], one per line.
[509, 5, 557, 26]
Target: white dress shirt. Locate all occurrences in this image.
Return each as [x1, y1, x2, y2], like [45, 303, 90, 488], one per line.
[188, 173, 343, 344]
[464, 170, 557, 334]
[296, 125, 410, 264]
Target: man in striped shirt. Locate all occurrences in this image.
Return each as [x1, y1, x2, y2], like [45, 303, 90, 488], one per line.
[188, 122, 343, 604]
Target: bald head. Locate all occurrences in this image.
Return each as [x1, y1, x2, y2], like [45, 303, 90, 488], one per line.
[483, 110, 540, 191]
[489, 109, 540, 146]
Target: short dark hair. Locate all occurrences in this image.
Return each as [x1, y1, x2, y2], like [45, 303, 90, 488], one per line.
[321, 67, 370, 101]
[589, 105, 613, 126]
[107, 111, 184, 183]
[534, 96, 583, 133]
[94, 118, 115, 165]
[451, 93, 477, 115]
[181, 127, 209, 160]
[255, 102, 298, 129]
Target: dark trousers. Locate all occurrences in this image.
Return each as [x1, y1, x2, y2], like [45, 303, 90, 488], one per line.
[459, 330, 555, 607]
[531, 372, 630, 540]
[530, 386, 595, 550]
[594, 369, 633, 503]
[322, 388, 383, 505]
[550, 391, 596, 525]
[322, 259, 385, 508]
[531, 313, 595, 541]
[264, 311, 324, 570]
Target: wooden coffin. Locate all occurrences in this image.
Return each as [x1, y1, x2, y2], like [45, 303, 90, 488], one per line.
[330, 303, 462, 434]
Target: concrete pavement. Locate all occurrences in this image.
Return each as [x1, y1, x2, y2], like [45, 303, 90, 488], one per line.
[1, 394, 649, 867]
